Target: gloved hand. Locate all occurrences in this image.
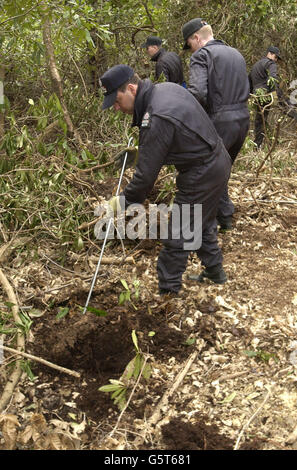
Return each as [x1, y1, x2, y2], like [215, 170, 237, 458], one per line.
[108, 196, 122, 216]
[114, 147, 138, 171]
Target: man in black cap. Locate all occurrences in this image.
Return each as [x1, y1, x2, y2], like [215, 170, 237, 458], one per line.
[99, 64, 232, 294]
[182, 18, 250, 231]
[249, 46, 290, 149]
[141, 36, 185, 86]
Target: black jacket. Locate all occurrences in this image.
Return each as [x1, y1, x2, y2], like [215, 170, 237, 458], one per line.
[151, 48, 184, 85]
[249, 57, 284, 101]
[123, 80, 231, 207]
[187, 40, 250, 116]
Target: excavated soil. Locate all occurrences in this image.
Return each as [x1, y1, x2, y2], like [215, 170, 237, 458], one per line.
[28, 290, 202, 422]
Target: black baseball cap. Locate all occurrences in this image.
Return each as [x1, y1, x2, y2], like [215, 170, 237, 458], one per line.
[99, 64, 134, 110]
[267, 46, 282, 60]
[182, 18, 208, 50]
[141, 36, 162, 48]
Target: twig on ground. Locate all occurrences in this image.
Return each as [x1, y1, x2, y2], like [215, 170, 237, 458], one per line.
[234, 386, 272, 450]
[0, 268, 25, 412]
[132, 348, 200, 448]
[217, 371, 247, 382]
[0, 345, 80, 378]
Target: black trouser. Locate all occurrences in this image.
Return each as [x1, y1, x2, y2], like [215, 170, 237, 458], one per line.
[212, 110, 250, 221]
[254, 104, 270, 148]
[157, 143, 231, 293]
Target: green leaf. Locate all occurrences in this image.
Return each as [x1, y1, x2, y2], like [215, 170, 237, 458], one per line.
[0, 328, 17, 334]
[20, 360, 36, 382]
[113, 389, 126, 406]
[109, 379, 125, 386]
[133, 353, 142, 379]
[85, 29, 95, 47]
[132, 330, 139, 352]
[219, 391, 237, 404]
[111, 387, 126, 399]
[148, 331, 155, 337]
[120, 279, 129, 290]
[142, 363, 151, 381]
[28, 309, 44, 318]
[184, 337, 196, 346]
[123, 357, 136, 381]
[119, 292, 125, 305]
[75, 235, 84, 251]
[18, 311, 33, 331]
[243, 350, 258, 358]
[56, 307, 69, 320]
[59, 119, 67, 135]
[99, 384, 121, 393]
[4, 301, 15, 309]
[85, 305, 108, 316]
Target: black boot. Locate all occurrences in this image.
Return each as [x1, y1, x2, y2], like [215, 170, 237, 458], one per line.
[159, 288, 178, 296]
[188, 264, 227, 284]
[217, 215, 233, 232]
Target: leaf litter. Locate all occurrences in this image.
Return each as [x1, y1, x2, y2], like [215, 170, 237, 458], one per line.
[1, 173, 297, 450]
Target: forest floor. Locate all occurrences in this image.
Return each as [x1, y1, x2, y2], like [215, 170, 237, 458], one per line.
[1, 148, 297, 451]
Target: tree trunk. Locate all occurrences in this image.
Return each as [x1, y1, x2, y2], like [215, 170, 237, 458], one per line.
[41, 6, 83, 148]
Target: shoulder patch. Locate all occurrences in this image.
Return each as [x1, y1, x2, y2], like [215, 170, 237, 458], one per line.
[141, 112, 151, 128]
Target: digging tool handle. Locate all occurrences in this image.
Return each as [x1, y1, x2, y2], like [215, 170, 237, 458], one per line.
[82, 137, 134, 314]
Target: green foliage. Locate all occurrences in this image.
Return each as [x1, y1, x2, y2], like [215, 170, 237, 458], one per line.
[0, 306, 17, 335]
[254, 88, 273, 106]
[99, 330, 151, 411]
[184, 337, 196, 346]
[16, 311, 33, 336]
[56, 307, 70, 320]
[0, 156, 92, 250]
[79, 305, 108, 316]
[155, 176, 176, 204]
[20, 360, 37, 381]
[243, 349, 279, 363]
[118, 279, 140, 309]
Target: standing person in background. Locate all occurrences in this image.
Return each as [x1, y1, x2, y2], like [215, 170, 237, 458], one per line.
[249, 46, 296, 149]
[182, 18, 250, 231]
[141, 35, 185, 86]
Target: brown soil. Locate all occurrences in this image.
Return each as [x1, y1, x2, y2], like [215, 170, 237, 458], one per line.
[161, 415, 267, 450]
[28, 292, 197, 422]
[161, 416, 234, 450]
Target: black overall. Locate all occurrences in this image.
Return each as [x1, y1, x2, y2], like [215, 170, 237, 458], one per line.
[188, 40, 250, 222]
[122, 80, 231, 292]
